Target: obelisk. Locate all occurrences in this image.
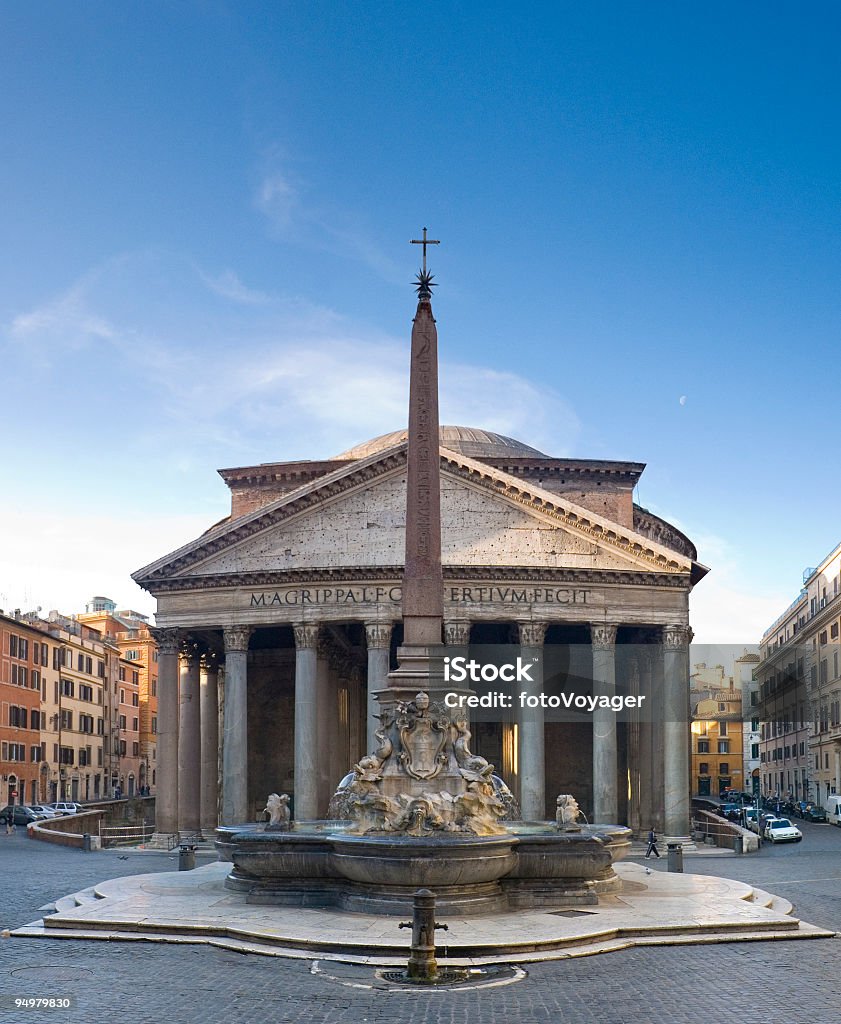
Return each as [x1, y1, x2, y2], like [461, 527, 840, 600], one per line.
[402, 252, 444, 646]
[376, 229, 456, 703]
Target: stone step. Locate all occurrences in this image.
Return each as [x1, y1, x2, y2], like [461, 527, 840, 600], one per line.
[15, 919, 836, 964]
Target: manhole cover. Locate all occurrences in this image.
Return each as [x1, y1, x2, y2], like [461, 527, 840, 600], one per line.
[11, 967, 94, 982]
[380, 968, 469, 985]
[374, 964, 523, 989]
[550, 909, 596, 918]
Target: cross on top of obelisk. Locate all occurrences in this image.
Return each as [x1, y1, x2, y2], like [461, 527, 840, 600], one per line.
[410, 225, 440, 294]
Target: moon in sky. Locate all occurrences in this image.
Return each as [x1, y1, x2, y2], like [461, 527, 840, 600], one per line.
[679, 395, 687, 406]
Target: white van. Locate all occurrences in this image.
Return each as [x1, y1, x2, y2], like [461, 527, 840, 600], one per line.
[824, 794, 841, 826]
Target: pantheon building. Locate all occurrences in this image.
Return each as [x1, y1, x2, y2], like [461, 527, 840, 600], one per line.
[134, 425, 707, 841]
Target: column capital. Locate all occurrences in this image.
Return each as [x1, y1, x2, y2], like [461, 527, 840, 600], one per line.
[179, 640, 201, 666]
[200, 651, 219, 672]
[518, 621, 547, 648]
[223, 625, 253, 653]
[444, 620, 471, 646]
[365, 621, 393, 650]
[293, 623, 320, 650]
[149, 627, 181, 656]
[662, 624, 692, 650]
[590, 623, 619, 650]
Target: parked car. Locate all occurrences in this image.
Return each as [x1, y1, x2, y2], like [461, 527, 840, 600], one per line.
[47, 802, 86, 816]
[763, 817, 802, 843]
[802, 805, 828, 823]
[29, 804, 59, 818]
[718, 803, 741, 819]
[0, 804, 44, 826]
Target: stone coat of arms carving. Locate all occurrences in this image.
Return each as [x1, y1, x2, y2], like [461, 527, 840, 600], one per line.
[396, 693, 448, 779]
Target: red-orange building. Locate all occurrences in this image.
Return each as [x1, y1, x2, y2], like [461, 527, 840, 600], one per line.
[0, 612, 46, 807]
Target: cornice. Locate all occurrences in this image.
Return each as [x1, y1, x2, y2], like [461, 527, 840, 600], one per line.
[144, 564, 691, 595]
[439, 449, 690, 575]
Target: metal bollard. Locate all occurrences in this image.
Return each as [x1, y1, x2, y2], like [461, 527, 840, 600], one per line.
[398, 888, 448, 982]
[82, 833, 92, 853]
[666, 842, 683, 872]
[178, 845, 196, 871]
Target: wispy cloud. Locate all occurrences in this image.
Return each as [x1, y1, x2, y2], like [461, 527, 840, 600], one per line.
[197, 268, 273, 305]
[255, 172, 299, 229]
[253, 158, 402, 281]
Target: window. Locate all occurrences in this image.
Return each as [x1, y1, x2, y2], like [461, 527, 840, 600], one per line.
[119, 715, 127, 730]
[132, 717, 138, 731]
[60, 709, 73, 730]
[718, 703, 726, 712]
[79, 684, 93, 702]
[697, 739, 709, 753]
[61, 678, 74, 697]
[131, 671, 139, 685]
[97, 660, 106, 678]
[31, 669, 40, 691]
[85, 655, 92, 675]
[718, 740, 730, 754]
[119, 741, 127, 756]
[125, 650, 140, 661]
[97, 718, 104, 735]
[752, 743, 759, 759]
[698, 762, 709, 774]
[79, 714, 94, 734]
[719, 763, 729, 775]
[132, 693, 139, 707]
[30, 745, 42, 762]
[151, 717, 157, 734]
[718, 721, 727, 736]
[751, 717, 759, 731]
[119, 667, 126, 682]
[132, 742, 140, 756]
[120, 689, 125, 704]
[59, 746, 74, 765]
[9, 706, 28, 729]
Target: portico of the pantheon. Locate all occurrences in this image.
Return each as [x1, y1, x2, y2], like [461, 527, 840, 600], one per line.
[134, 425, 708, 842]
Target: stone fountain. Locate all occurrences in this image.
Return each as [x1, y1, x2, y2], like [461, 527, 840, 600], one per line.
[216, 234, 631, 914]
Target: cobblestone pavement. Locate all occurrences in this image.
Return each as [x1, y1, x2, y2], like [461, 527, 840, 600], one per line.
[1, 823, 840, 1024]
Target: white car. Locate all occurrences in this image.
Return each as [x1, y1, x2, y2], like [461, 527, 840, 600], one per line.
[29, 804, 59, 818]
[48, 802, 86, 816]
[763, 817, 802, 843]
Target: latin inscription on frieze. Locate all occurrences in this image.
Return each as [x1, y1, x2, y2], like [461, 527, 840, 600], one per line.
[248, 586, 590, 607]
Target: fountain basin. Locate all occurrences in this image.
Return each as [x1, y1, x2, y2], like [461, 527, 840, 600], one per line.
[216, 821, 632, 915]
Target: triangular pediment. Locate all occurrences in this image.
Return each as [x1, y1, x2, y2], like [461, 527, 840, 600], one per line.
[133, 442, 694, 590]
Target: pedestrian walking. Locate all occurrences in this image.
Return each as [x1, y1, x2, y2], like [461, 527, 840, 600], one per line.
[645, 827, 660, 858]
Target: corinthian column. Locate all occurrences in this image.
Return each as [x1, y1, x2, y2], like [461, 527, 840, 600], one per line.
[199, 653, 219, 833]
[293, 623, 320, 820]
[518, 621, 547, 821]
[221, 625, 252, 825]
[663, 624, 692, 842]
[150, 627, 180, 839]
[365, 622, 392, 752]
[178, 641, 201, 838]
[591, 623, 619, 824]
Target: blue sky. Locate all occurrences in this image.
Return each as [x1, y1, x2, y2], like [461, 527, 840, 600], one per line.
[2, 2, 840, 643]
